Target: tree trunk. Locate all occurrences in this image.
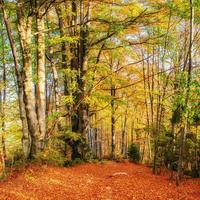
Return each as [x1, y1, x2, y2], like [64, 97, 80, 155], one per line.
[36, 9, 46, 150]
[0, 0, 30, 158]
[70, 0, 90, 159]
[0, 88, 6, 175]
[0, 30, 7, 173]
[142, 53, 151, 162]
[177, 0, 194, 185]
[121, 101, 128, 156]
[55, 3, 71, 127]
[131, 121, 134, 144]
[50, 49, 60, 113]
[17, 5, 40, 158]
[111, 85, 116, 159]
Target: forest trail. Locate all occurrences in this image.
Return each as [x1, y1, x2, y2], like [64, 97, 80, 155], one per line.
[0, 161, 199, 200]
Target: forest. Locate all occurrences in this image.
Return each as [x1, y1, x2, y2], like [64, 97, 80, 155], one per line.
[0, 0, 199, 199]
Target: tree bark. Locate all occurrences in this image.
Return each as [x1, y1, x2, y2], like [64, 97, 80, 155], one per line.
[17, 2, 40, 158]
[111, 85, 116, 158]
[36, 8, 46, 150]
[121, 101, 128, 156]
[177, 0, 194, 185]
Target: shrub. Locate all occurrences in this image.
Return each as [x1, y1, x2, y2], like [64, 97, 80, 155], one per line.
[114, 153, 124, 163]
[128, 143, 140, 163]
[35, 148, 67, 167]
[35, 129, 93, 167]
[71, 158, 84, 166]
[35, 134, 67, 167]
[5, 148, 26, 167]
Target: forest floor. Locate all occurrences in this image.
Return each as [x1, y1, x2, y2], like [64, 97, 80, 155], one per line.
[0, 161, 199, 200]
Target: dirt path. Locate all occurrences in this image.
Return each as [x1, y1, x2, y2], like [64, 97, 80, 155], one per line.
[0, 161, 199, 200]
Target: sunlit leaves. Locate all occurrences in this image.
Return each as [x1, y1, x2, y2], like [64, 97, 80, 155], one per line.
[48, 36, 79, 46]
